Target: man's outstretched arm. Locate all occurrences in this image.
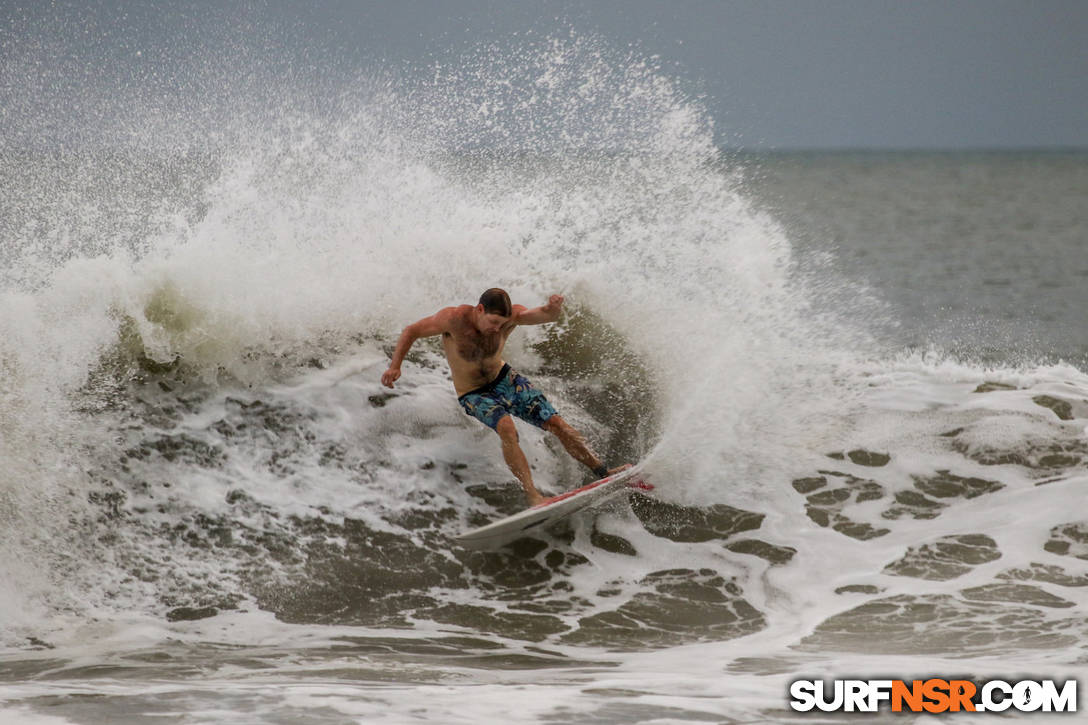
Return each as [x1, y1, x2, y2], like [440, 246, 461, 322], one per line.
[381, 309, 453, 388]
[513, 294, 564, 326]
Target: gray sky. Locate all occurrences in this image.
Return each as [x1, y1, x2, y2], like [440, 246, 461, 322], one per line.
[274, 0, 1088, 149]
[4, 0, 1088, 149]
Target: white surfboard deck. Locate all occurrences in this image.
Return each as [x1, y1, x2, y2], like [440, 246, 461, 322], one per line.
[455, 464, 652, 550]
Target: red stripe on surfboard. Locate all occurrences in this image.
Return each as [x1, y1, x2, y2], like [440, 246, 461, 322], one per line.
[533, 474, 653, 508]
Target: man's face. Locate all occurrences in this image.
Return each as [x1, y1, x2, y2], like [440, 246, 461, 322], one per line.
[475, 307, 509, 334]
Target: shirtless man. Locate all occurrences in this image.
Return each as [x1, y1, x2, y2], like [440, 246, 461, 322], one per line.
[381, 288, 625, 507]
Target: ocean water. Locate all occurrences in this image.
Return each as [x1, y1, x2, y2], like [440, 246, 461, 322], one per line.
[2, 32, 1088, 724]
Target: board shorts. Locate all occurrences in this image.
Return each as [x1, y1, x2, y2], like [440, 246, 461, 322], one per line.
[458, 363, 558, 430]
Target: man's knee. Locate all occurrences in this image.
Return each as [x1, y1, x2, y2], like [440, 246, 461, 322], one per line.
[543, 414, 572, 436]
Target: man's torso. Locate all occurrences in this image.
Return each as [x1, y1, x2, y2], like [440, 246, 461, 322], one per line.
[442, 306, 514, 396]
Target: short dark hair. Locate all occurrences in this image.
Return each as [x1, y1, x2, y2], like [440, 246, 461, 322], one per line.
[478, 288, 512, 316]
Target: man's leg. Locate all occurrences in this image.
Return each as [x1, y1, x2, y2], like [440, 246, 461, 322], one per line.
[495, 415, 544, 506]
[542, 415, 628, 478]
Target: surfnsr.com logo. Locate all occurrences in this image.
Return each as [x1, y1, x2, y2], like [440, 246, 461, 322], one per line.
[789, 679, 1077, 713]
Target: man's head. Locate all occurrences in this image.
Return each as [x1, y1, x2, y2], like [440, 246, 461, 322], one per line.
[475, 288, 512, 333]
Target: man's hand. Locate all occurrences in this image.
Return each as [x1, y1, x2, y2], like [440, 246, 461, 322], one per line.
[381, 366, 401, 388]
[543, 294, 564, 315]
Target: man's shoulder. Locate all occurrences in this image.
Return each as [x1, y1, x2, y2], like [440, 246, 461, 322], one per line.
[508, 304, 528, 325]
[444, 304, 473, 317]
[435, 305, 470, 327]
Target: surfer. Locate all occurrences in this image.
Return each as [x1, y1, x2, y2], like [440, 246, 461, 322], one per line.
[381, 288, 626, 507]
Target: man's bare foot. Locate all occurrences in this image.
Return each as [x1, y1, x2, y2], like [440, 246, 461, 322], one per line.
[526, 491, 546, 507]
[607, 463, 632, 475]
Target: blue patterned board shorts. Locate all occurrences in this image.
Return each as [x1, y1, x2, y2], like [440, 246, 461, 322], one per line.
[458, 364, 558, 430]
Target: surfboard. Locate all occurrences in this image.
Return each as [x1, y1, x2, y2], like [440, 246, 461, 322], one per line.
[455, 464, 652, 549]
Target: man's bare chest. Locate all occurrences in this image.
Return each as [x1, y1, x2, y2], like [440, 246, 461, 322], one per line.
[445, 328, 504, 362]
